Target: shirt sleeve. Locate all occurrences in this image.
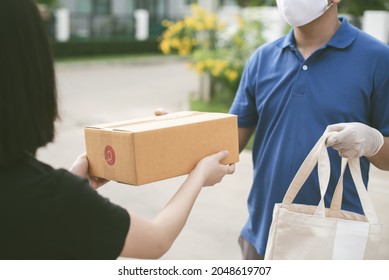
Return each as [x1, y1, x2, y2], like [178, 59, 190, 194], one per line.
[48, 170, 130, 259]
[229, 53, 259, 128]
[371, 50, 389, 137]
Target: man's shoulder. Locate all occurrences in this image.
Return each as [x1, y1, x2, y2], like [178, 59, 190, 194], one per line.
[350, 25, 389, 54]
[360, 33, 389, 53]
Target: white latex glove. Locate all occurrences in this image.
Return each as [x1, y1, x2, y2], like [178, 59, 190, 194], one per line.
[326, 122, 384, 158]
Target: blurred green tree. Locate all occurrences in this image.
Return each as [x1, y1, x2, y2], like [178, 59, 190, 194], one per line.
[35, 0, 57, 7]
[160, 4, 264, 103]
[339, 0, 388, 17]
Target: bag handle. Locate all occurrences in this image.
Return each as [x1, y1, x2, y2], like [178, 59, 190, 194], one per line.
[283, 132, 332, 206]
[283, 131, 379, 223]
[329, 157, 379, 223]
[327, 158, 347, 211]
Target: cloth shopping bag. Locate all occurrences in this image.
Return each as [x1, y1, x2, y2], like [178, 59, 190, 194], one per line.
[264, 132, 382, 260]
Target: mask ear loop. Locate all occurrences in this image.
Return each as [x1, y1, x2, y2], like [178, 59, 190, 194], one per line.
[324, 2, 335, 13]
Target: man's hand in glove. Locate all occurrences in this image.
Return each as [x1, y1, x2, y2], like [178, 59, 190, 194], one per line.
[326, 122, 384, 158]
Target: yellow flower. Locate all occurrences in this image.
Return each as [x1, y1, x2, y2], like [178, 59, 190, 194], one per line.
[217, 60, 227, 69]
[179, 47, 190, 57]
[211, 61, 225, 77]
[169, 21, 184, 34]
[211, 68, 221, 77]
[178, 40, 192, 57]
[205, 14, 217, 30]
[159, 1, 264, 90]
[237, 15, 245, 28]
[217, 22, 226, 32]
[160, 40, 171, 54]
[226, 70, 239, 81]
[184, 17, 196, 29]
[171, 38, 181, 48]
[191, 4, 206, 19]
[193, 62, 205, 74]
[162, 19, 173, 27]
[194, 22, 205, 31]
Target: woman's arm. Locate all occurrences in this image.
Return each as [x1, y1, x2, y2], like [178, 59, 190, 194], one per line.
[119, 150, 235, 259]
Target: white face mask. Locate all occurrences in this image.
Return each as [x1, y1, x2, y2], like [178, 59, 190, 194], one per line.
[277, 0, 333, 27]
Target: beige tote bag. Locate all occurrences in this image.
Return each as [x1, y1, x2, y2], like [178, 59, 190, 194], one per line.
[265, 132, 382, 260]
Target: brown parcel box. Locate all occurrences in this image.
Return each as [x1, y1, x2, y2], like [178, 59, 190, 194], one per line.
[84, 111, 239, 185]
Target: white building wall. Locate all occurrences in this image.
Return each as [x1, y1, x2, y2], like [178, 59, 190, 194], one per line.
[112, 0, 131, 15]
[165, 0, 231, 20]
[58, 0, 187, 18]
[362, 10, 389, 44]
[57, 0, 77, 13]
[165, 0, 190, 19]
[198, 0, 218, 11]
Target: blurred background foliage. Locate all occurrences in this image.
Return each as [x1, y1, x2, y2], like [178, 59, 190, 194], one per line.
[37, 0, 388, 111]
[160, 4, 264, 108]
[35, 0, 57, 7]
[35, 0, 389, 15]
[160, 0, 388, 109]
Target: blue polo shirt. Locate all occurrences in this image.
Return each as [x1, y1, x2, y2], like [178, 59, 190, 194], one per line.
[230, 18, 389, 256]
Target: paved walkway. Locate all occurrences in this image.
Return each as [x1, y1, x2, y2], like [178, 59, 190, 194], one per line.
[37, 57, 389, 259]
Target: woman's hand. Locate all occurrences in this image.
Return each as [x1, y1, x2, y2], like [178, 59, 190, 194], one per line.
[191, 150, 235, 187]
[69, 153, 109, 189]
[154, 108, 170, 116]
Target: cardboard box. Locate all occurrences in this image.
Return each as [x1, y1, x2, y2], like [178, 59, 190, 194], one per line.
[84, 111, 239, 185]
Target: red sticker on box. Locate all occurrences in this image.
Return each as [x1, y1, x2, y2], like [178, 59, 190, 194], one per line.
[104, 145, 115, 166]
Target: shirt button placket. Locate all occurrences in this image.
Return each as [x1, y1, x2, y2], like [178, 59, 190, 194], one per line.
[292, 63, 309, 97]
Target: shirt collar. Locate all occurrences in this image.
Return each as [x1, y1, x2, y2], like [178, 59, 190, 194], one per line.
[326, 17, 358, 48]
[277, 29, 294, 49]
[277, 17, 358, 50]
